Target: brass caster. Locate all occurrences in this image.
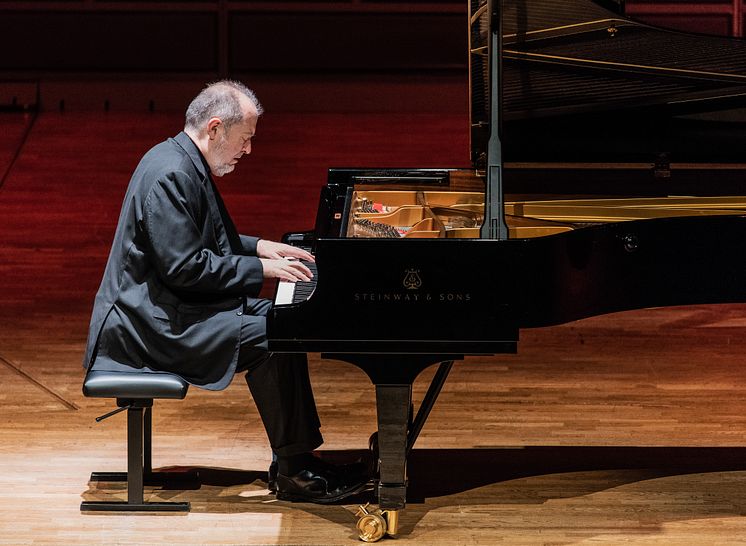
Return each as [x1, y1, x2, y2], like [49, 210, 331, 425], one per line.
[384, 509, 399, 537]
[355, 504, 400, 542]
[356, 504, 387, 542]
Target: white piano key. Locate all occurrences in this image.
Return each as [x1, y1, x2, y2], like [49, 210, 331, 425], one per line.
[275, 281, 296, 305]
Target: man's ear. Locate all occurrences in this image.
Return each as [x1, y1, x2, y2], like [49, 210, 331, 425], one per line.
[206, 117, 222, 140]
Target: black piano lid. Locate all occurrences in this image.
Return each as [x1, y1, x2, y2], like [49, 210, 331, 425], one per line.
[470, 0, 746, 168]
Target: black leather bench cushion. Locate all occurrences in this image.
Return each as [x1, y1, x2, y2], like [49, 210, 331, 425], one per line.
[83, 370, 189, 399]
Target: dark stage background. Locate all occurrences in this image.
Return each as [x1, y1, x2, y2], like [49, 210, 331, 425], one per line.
[0, 0, 739, 112]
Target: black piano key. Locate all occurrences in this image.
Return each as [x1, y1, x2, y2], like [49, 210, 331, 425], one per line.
[290, 256, 317, 304]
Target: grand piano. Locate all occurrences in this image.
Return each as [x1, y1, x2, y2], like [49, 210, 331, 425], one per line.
[267, 0, 746, 540]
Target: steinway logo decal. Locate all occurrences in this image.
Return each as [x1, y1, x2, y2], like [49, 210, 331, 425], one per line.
[403, 269, 422, 290]
[353, 268, 471, 304]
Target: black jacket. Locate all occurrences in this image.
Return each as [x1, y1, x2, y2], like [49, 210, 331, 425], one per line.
[83, 132, 264, 389]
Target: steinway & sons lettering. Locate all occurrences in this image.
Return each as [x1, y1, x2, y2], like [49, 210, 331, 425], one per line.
[352, 267, 471, 303]
[354, 292, 471, 303]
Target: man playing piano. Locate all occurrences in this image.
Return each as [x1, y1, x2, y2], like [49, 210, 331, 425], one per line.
[83, 80, 367, 503]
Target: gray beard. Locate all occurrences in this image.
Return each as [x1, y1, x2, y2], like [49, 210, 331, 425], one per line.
[212, 162, 235, 177]
[211, 133, 236, 177]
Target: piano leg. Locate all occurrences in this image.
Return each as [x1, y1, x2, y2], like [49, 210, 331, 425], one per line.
[374, 383, 411, 536]
[328, 354, 461, 541]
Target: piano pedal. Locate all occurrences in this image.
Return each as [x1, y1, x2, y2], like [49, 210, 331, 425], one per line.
[355, 503, 400, 542]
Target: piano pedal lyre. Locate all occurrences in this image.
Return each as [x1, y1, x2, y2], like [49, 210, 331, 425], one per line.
[355, 503, 399, 542]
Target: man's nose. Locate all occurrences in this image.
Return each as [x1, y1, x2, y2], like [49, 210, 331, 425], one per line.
[242, 141, 252, 154]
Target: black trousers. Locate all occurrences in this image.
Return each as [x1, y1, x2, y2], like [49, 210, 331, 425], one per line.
[236, 298, 323, 457]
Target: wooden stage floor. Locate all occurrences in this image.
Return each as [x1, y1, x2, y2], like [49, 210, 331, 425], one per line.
[2, 111, 746, 544]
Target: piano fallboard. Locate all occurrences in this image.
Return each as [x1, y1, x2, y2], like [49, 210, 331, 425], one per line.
[268, 237, 519, 355]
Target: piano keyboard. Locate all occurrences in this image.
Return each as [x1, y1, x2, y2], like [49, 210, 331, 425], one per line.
[274, 260, 317, 305]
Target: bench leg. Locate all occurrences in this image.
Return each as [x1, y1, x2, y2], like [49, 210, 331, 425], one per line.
[127, 406, 145, 504]
[81, 405, 190, 512]
[144, 405, 152, 474]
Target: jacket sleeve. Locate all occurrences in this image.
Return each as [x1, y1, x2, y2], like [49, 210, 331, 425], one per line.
[142, 171, 264, 296]
[239, 234, 260, 256]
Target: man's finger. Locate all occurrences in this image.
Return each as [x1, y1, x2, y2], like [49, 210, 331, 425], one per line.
[296, 250, 315, 262]
[278, 262, 310, 282]
[288, 261, 313, 279]
[277, 268, 308, 282]
[282, 246, 315, 262]
[270, 257, 313, 281]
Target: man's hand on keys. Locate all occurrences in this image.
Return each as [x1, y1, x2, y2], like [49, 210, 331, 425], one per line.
[257, 239, 314, 262]
[260, 257, 314, 282]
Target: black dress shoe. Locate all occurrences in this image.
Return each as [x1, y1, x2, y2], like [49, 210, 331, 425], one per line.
[268, 456, 369, 494]
[275, 464, 370, 504]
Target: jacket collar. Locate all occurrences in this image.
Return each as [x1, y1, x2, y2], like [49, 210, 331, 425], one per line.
[172, 131, 241, 256]
[173, 131, 211, 182]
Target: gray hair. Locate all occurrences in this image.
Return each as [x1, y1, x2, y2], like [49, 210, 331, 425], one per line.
[184, 80, 263, 133]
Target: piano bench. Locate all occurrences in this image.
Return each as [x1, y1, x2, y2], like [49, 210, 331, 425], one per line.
[80, 369, 193, 512]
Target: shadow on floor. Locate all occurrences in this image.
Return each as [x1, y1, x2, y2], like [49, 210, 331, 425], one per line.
[89, 445, 746, 500]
